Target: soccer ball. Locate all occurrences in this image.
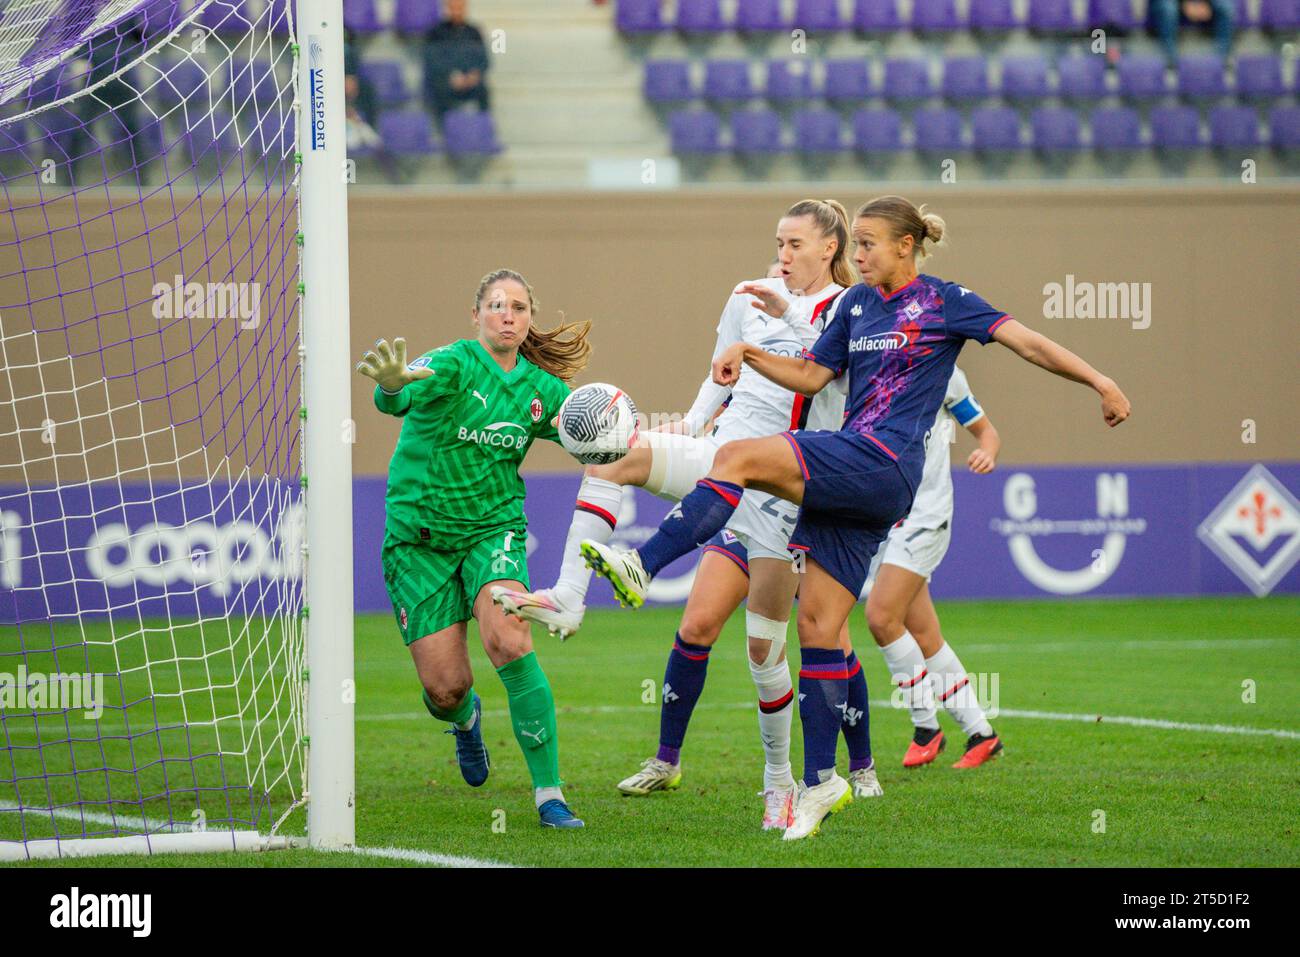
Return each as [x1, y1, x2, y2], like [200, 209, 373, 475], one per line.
[557, 383, 639, 465]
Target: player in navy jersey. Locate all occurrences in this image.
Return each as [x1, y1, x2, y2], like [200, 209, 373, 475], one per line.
[583, 195, 1131, 840]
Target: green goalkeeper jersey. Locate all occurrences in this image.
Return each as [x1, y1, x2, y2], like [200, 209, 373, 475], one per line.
[374, 338, 571, 548]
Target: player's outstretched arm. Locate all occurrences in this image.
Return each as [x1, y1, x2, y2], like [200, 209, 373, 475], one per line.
[991, 320, 1131, 428]
[712, 341, 835, 397]
[356, 337, 434, 416]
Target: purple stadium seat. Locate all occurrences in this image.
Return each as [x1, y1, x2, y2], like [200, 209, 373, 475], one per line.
[200, 0, 253, 32]
[186, 108, 237, 163]
[766, 60, 815, 102]
[1032, 106, 1082, 151]
[1057, 55, 1108, 101]
[969, 0, 1020, 32]
[1149, 105, 1202, 148]
[1270, 106, 1300, 147]
[794, 0, 844, 32]
[1260, 0, 1300, 30]
[913, 107, 965, 152]
[852, 0, 903, 34]
[361, 60, 409, 107]
[792, 107, 843, 152]
[1208, 105, 1259, 148]
[443, 110, 502, 156]
[267, 0, 292, 34]
[1000, 55, 1050, 103]
[378, 110, 437, 155]
[704, 60, 754, 103]
[913, 1, 963, 33]
[36, 106, 81, 160]
[732, 107, 786, 154]
[677, 0, 727, 33]
[228, 58, 278, 110]
[1088, 0, 1137, 31]
[971, 105, 1023, 149]
[735, 0, 788, 33]
[1117, 55, 1169, 100]
[669, 109, 724, 153]
[343, 0, 382, 33]
[617, 0, 666, 34]
[159, 60, 209, 105]
[1177, 54, 1228, 100]
[644, 61, 694, 104]
[942, 57, 990, 102]
[851, 107, 904, 151]
[1090, 106, 1142, 149]
[823, 59, 872, 104]
[1235, 55, 1285, 101]
[394, 0, 439, 33]
[883, 58, 933, 102]
[1027, 0, 1078, 32]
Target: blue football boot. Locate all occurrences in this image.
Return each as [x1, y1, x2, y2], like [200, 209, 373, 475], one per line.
[538, 799, 585, 829]
[444, 693, 490, 787]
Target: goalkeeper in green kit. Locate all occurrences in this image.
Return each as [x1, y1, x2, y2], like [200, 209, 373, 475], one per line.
[357, 268, 592, 828]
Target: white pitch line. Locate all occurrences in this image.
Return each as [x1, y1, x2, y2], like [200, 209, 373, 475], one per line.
[960, 637, 1299, 653]
[0, 802, 511, 868]
[360, 699, 1300, 740]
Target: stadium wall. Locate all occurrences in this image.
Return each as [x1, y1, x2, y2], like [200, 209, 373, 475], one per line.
[345, 186, 1297, 474]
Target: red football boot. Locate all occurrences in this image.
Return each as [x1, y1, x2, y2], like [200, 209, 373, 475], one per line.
[902, 726, 945, 768]
[953, 730, 1004, 769]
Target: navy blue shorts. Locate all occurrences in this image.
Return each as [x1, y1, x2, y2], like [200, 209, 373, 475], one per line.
[703, 529, 749, 578]
[781, 430, 915, 597]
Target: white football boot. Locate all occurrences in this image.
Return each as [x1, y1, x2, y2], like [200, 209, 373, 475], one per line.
[580, 540, 649, 609]
[782, 774, 852, 841]
[616, 757, 682, 796]
[760, 786, 796, 831]
[848, 765, 884, 798]
[490, 585, 585, 640]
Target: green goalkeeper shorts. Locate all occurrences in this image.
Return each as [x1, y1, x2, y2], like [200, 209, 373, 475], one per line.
[382, 528, 531, 644]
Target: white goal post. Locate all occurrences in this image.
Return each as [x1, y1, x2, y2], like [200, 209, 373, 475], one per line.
[0, 0, 354, 860]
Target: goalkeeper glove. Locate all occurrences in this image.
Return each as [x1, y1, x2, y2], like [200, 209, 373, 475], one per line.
[355, 338, 433, 394]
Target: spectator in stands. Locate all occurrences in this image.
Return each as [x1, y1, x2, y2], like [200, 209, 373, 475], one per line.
[1149, 1, 1236, 62]
[422, 0, 491, 127]
[344, 29, 381, 152]
[73, 16, 146, 172]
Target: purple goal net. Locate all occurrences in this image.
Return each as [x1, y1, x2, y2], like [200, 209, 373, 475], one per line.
[0, 0, 306, 858]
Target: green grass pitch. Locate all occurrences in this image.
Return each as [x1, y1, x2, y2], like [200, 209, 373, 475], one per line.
[5, 596, 1299, 868]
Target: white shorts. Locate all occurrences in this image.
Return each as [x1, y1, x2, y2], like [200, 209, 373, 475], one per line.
[640, 430, 796, 563]
[861, 520, 952, 597]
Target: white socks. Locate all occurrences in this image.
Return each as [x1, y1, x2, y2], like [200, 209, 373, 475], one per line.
[925, 642, 993, 738]
[749, 657, 795, 790]
[534, 786, 565, 809]
[880, 630, 940, 730]
[553, 475, 624, 609]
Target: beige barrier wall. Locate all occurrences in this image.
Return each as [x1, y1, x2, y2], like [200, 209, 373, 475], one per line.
[350, 186, 1298, 474]
[2, 186, 1295, 482]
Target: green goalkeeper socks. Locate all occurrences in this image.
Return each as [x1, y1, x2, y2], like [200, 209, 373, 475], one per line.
[422, 687, 476, 728]
[496, 651, 562, 790]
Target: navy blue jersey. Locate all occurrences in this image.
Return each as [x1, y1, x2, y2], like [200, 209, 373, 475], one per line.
[805, 274, 1011, 487]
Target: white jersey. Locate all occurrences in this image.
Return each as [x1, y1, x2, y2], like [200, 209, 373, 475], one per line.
[904, 366, 985, 529]
[683, 277, 847, 442]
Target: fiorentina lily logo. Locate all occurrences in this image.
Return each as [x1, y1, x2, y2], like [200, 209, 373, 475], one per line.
[1197, 465, 1300, 597]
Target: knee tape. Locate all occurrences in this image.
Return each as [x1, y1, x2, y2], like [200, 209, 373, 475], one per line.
[746, 611, 789, 667]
